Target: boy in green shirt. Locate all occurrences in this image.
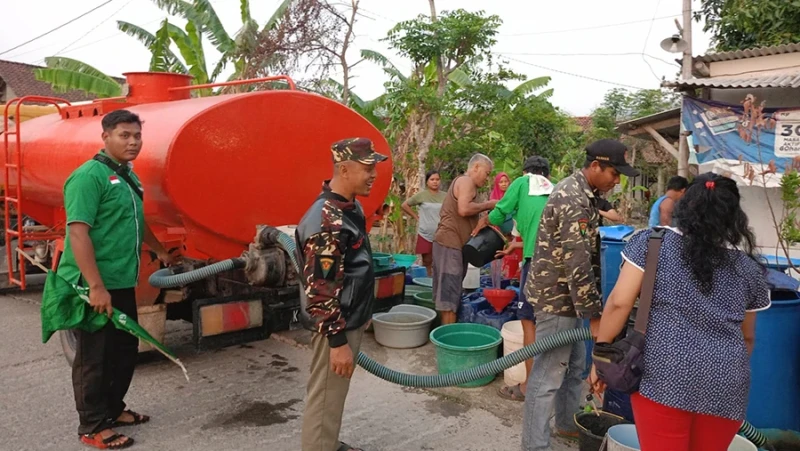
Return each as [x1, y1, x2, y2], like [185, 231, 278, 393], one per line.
[489, 156, 553, 401]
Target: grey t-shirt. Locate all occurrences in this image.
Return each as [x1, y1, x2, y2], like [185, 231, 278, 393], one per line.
[407, 190, 446, 242]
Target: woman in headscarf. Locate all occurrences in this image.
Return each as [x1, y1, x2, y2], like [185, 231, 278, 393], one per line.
[402, 170, 446, 276]
[489, 173, 514, 287]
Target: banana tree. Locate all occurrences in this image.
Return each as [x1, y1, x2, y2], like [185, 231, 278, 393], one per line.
[147, 0, 291, 82]
[33, 57, 122, 98]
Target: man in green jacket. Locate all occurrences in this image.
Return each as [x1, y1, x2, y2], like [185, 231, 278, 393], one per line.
[488, 156, 553, 401]
[59, 110, 176, 449]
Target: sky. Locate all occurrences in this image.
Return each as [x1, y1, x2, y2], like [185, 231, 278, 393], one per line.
[0, 0, 713, 116]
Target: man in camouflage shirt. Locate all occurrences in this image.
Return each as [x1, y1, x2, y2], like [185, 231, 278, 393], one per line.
[521, 140, 639, 451]
[296, 137, 388, 451]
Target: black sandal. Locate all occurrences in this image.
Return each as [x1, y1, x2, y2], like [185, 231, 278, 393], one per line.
[337, 442, 364, 451]
[80, 432, 134, 449]
[112, 410, 150, 427]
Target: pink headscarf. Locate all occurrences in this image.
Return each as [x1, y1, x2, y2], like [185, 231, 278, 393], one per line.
[490, 172, 510, 200]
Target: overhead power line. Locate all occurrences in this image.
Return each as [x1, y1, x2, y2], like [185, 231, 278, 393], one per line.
[0, 0, 117, 57]
[497, 53, 649, 90]
[501, 14, 680, 37]
[49, 0, 135, 61]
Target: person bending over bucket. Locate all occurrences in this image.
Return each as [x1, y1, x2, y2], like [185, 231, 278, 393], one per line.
[431, 153, 498, 325]
[589, 173, 770, 451]
[522, 140, 638, 451]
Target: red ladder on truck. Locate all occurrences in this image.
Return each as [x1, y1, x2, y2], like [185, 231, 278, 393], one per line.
[2, 97, 70, 289]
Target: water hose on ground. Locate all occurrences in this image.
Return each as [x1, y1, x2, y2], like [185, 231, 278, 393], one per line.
[152, 230, 768, 448]
[148, 258, 246, 288]
[271, 230, 768, 448]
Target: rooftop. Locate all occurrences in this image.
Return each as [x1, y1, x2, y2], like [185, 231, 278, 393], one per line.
[663, 70, 800, 90]
[694, 43, 800, 64]
[0, 59, 125, 104]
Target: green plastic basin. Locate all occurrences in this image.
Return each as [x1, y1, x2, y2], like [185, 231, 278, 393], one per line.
[413, 291, 435, 310]
[393, 253, 417, 268]
[372, 252, 392, 269]
[411, 291, 440, 327]
[429, 323, 503, 388]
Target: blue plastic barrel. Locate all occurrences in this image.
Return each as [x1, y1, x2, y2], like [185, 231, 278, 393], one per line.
[600, 241, 628, 303]
[585, 226, 635, 378]
[746, 291, 800, 431]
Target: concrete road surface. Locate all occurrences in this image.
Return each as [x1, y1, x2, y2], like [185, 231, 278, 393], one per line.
[0, 292, 578, 451]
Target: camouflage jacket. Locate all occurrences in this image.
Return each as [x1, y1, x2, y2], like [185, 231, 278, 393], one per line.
[295, 181, 375, 348]
[525, 171, 602, 318]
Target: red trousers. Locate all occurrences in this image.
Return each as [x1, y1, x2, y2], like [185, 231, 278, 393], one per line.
[631, 393, 743, 451]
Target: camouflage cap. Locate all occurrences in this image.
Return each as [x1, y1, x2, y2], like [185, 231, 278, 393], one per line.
[331, 137, 388, 165]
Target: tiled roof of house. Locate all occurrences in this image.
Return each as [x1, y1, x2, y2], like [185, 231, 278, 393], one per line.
[572, 116, 593, 131]
[0, 59, 125, 104]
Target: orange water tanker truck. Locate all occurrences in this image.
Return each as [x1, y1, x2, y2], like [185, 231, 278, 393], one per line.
[1, 72, 405, 360]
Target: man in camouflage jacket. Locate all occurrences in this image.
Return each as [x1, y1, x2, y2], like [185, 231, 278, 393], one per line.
[521, 140, 639, 451]
[296, 137, 388, 451]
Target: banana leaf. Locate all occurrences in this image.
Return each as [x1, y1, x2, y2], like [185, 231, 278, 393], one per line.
[40, 270, 189, 381]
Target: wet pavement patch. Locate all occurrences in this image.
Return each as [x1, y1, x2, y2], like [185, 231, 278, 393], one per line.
[423, 398, 469, 418]
[282, 366, 299, 373]
[269, 360, 289, 367]
[271, 354, 288, 361]
[205, 399, 301, 429]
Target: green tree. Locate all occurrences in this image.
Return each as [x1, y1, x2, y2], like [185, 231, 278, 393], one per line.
[33, 57, 122, 98]
[118, 0, 292, 94]
[381, 7, 503, 191]
[695, 0, 800, 52]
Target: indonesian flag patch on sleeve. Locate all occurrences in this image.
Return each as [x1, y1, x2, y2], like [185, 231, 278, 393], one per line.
[109, 175, 121, 185]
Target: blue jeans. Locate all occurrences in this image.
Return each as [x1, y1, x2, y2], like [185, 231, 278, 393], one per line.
[522, 314, 585, 451]
[515, 259, 535, 322]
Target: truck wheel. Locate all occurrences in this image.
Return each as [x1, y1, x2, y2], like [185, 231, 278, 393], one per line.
[59, 329, 78, 367]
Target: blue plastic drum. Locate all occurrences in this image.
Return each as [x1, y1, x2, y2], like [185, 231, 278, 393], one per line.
[746, 291, 800, 431]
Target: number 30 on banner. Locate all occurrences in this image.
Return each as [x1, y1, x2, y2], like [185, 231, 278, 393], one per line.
[776, 120, 800, 157]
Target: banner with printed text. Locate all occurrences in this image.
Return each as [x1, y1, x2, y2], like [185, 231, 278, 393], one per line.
[683, 97, 800, 171]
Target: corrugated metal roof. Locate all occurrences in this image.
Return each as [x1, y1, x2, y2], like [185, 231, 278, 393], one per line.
[663, 71, 800, 89]
[695, 43, 800, 63]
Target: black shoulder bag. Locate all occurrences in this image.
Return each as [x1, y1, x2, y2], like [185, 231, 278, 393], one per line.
[591, 227, 664, 394]
[93, 154, 143, 200]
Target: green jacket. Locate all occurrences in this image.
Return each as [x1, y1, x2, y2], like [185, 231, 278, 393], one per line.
[488, 174, 551, 259]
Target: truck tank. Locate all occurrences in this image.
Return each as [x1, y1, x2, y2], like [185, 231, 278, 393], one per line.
[5, 73, 404, 355]
[6, 72, 393, 262]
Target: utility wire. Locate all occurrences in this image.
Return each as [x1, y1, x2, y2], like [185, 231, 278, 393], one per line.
[7, 16, 164, 60]
[0, 0, 117, 56]
[48, 0, 135, 61]
[501, 14, 680, 36]
[641, 0, 665, 81]
[498, 53, 649, 90]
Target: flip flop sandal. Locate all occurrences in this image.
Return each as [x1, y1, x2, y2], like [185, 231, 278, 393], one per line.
[497, 383, 526, 401]
[80, 433, 134, 449]
[337, 441, 364, 451]
[112, 410, 150, 427]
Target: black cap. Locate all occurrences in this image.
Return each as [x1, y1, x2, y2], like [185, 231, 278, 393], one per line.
[585, 139, 640, 177]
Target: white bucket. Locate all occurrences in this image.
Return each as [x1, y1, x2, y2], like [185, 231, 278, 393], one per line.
[604, 424, 757, 451]
[136, 304, 167, 353]
[606, 424, 639, 451]
[501, 320, 527, 386]
[728, 435, 757, 451]
[463, 264, 480, 289]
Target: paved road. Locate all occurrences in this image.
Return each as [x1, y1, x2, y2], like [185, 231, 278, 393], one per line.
[1, 293, 576, 451]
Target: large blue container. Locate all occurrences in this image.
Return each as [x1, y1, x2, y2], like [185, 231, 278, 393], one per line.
[585, 226, 635, 378]
[746, 291, 800, 431]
